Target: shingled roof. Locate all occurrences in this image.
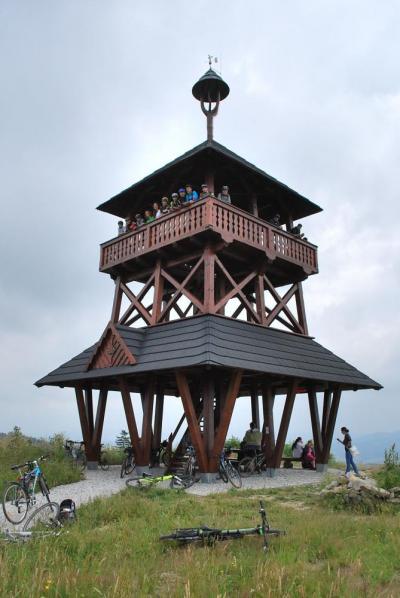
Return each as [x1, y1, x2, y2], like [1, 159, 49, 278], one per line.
[97, 139, 322, 220]
[35, 315, 381, 391]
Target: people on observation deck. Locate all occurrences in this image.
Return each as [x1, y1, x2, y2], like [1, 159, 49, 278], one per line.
[161, 197, 170, 215]
[185, 184, 199, 203]
[268, 213, 281, 228]
[199, 183, 209, 199]
[171, 193, 181, 210]
[178, 188, 186, 203]
[135, 213, 145, 227]
[290, 223, 307, 240]
[117, 221, 125, 236]
[144, 209, 155, 224]
[153, 202, 162, 219]
[217, 185, 231, 204]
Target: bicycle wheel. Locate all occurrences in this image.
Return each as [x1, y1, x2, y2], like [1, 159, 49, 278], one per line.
[170, 475, 195, 490]
[100, 456, 109, 471]
[125, 457, 135, 475]
[2, 483, 30, 525]
[23, 502, 60, 532]
[125, 476, 144, 488]
[225, 460, 242, 488]
[238, 456, 256, 477]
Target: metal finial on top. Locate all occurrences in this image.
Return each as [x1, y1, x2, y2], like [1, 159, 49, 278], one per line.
[192, 60, 230, 141]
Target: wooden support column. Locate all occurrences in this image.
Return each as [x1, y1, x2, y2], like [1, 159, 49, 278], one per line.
[91, 389, 108, 458]
[272, 380, 298, 469]
[250, 385, 260, 429]
[141, 381, 155, 466]
[152, 390, 164, 450]
[203, 375, 215, 461]
[255, 275, 267, 325]
[119, 378, 142, 463]
[175, 371, 208, 472]
[308, 388, 323, 460]
[295, 282, 309, 335]
[321, 387, 342, 464]
[75, 387, 96, 461]
[84, 389, 94, 436]
[152, 260, 164, 324]
[111, 277, 123, 323]
[210, 370, 243, 471]
[262, 386, 275, 465]
[203, 247, 215, 313]
[251, 193, 258, 217]
[322, 389, 332, 438]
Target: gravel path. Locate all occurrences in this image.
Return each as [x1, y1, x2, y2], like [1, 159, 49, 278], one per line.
[1, 466, 330, 531]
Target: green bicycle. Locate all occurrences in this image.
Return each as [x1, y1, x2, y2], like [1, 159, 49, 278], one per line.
[160, 501, 285, 552]
[126, 471, 195, 490]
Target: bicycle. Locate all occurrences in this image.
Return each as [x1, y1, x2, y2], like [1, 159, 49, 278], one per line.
[238, 449, 266, 477]
[219, 449, 242, 488]
[2, 502, 62, 542]
[65, 441, 109, 471]
[160, 500, 285, 553]
[120, 446, 136, 478]
[125, 471, 195, 490]
[2, 455, 55, 525]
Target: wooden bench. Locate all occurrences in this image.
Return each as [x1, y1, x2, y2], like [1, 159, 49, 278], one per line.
[281, 457, 302, 469]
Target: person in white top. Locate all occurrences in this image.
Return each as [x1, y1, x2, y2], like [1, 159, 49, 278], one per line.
[291, 437, 304, 458]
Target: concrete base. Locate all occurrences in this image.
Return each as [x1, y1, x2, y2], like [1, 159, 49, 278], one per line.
[199, 472, 218, 484]
[266, 468, 277, 478]
[86, 461, 98, 470]
[316, 463, 328, 473]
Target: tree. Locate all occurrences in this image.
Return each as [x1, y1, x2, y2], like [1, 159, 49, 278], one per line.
[115, 430, 130, 449]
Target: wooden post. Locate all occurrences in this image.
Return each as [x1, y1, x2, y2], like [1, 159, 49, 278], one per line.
[308, 388, 323, 460]
[152, 390, 164, 450]
[321, 387, 341, 463]
[118, 378, 142, 464]
[255, 275, 267, 325]
[210, 370, 243, 471]
[272, 380, 298, 469]
[262, 386, 275, 465]
[322, 389, 332, 438]
[75, 387, 96, 461]
[175, 371, 208, 472]
[203, 247, 215, 313]
[141, 381, 155, 466]
[110, 277, 123, 323]
[251, 193, 258, 217]
[84, 389, 94, 436]
[203, 374, 215, 460]
[91, 389, 108, 458]
[250, 385, 260, 429]
[295, 282, 309, 335]
[152, 260, 164, 324]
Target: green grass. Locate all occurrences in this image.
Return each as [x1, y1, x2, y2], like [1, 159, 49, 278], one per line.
[1, 483, 400, 597]
[0, 431, 81, 492]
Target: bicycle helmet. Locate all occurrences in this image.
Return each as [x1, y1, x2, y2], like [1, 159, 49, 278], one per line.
[58, 499, 76, 523]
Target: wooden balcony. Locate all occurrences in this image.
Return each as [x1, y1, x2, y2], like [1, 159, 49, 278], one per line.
[100, 196, 318, 277]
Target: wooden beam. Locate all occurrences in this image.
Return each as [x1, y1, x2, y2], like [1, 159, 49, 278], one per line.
[120, 281, 153, 326]
[91, 389, 108, 455]
[152, 391, 164, 449]
[214, 269, 257, 313]
[75, 387, 96, 460]
[272, 380, 298, 469]
[250, 385, 260, 429]
[111, 277, 123, 323]
[322, 389, 332, 439]
[118, 378, 142, 463]
[295, 282, 309, 335]
[321, 387, 341, 463]
[141, 380, 155, 465]
[161, 258, 204, 316]
[215, 256, 260, 322]
[308, 388, 323, 460]
[119, 273, 155, 325]
[262, 386, 275, 465]
[255, 274, 267, 325]
[203, 375, 215, 459]
[203, 247, 215, 313]
[175, 371, 208, 472]
[152, 260, 164, 324]
[85, 389, 94, 435]
[210, 370, 243, 470]
[264, 282, 300, 330]
[168, 413, 186, 446]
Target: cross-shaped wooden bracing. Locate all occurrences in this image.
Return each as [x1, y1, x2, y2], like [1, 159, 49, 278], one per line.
[109, 247, 309, 334]
[75, 388, 108, 461]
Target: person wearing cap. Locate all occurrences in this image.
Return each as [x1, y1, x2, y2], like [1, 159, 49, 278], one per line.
[217, 185, 231, 204]
[199, 183, 209, 200]
[171, 192, 182, 210]
[184, 184, 199, 203]
[160, 196, 170, 215]
[135, 213, 145, 227]
[178, 188, 186, 203]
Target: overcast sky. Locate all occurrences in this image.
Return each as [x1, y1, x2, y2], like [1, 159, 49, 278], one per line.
[1, 1, 399, 448]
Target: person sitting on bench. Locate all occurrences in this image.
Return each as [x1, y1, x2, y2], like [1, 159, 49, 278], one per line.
[241, 422, 262, 455]
[291, 437, 304, 459]
[302, 440, 316, 470]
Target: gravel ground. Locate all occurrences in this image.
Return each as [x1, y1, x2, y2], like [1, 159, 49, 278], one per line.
[0, 466, 330, 532]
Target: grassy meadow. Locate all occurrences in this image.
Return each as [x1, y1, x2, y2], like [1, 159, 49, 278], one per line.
[1, 483, 400, 597]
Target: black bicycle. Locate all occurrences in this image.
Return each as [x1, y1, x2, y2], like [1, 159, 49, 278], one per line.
[161, 501, 285, 552]
[219, 449, 242, 488]
[2, 455, 55, 525]
[120, 446, 136, 478]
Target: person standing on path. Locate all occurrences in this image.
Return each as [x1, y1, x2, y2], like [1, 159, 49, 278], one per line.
[337, 426, 359, 477]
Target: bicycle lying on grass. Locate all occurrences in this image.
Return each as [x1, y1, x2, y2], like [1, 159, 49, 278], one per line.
[126, 471, 195, 490]
[2, 502, 62, 543]
[2, 455, 57, 525]
[161, 500, 285, 552]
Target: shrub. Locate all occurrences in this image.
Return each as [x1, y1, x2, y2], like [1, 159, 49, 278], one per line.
[375, 444, 400, 490]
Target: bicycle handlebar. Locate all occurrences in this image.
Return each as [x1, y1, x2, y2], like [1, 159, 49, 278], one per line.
[10, 454, 49, 470]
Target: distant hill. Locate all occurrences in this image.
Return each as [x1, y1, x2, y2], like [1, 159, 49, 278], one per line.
[332, 431, 400, 464]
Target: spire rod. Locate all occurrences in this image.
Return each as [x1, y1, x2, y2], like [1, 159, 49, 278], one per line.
[192, 61, 230, 141]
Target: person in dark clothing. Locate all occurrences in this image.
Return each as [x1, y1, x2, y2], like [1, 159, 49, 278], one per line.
[337, 426, 359, 476]
[268, 213, 281, 228]
[301, 440, 316, 470]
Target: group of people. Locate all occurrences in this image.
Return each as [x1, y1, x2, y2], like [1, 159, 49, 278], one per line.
[117, 183, 231, 236]
[267, 213, 308, 240]
[291, 437, 316, 470]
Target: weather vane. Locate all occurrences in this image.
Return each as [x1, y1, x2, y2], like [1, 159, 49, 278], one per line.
[208, 55, 218, 68]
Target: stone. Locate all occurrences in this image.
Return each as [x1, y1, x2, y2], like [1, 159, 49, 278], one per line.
[388, 498, 400, 504]
[349, 477, 377, 492]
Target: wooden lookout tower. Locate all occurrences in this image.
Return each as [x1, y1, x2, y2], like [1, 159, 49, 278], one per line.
[36, 66, 381, 476]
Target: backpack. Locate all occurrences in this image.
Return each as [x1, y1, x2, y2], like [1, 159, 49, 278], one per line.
[58, 499, 77, 523]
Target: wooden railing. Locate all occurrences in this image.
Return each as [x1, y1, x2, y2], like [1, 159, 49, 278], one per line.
[100, 197, 318, 274]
